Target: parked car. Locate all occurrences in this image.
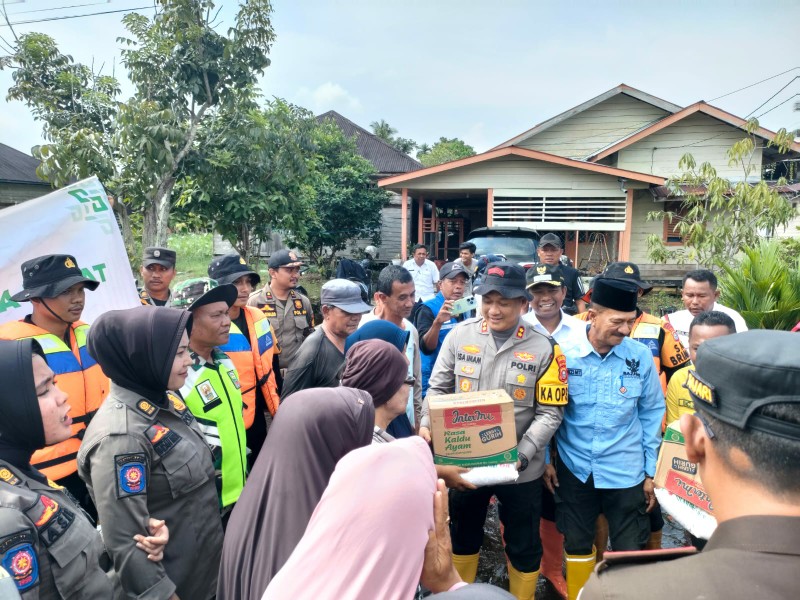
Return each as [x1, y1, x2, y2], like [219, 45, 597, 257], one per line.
[465, 227, 540, 269]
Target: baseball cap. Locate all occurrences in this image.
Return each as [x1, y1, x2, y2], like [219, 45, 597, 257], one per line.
[143, 247, 176, 268]
[602, 262, 653, 295]
[11, 254, 99, 302]
[208, 253, 261, 287]
[689, 330, 800, 440]
[539, 233, 563, 248]
[172, 278, 237, 310]
[321, 279, 372, 314]
[474, 261, 531, 300]
[439, 262, 468, 281]
[268, 250, 304, 269]
[526, 263, 565, 289]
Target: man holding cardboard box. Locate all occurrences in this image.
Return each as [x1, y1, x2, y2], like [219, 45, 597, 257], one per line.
[420, 262, 568, 600]
[581, 330, 800, 600]
[552, 278, 664, 600]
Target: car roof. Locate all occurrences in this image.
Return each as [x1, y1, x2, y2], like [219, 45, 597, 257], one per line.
[467, 227, 539, 239]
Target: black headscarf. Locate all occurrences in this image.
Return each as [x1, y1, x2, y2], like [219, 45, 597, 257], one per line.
[0, 339, 47, 475]
[217, 386, 375, 600]
[87, 306, 191, 406]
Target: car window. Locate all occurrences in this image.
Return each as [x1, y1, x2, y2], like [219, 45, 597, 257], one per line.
[469, 236, 537, 258]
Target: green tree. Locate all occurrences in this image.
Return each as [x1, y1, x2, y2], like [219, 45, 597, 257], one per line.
[717, 239, 800, 330]
[417, 136, 476, 167]
[289, 121, 390, 273]
[176, 98, 317, 263]
[370, 118, 417, 155]
[3, 0, 276, 249]
[646, 119, 796, 267]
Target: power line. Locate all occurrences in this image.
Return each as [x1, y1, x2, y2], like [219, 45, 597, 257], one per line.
[756, 94, 800, 119]
[746, 76, 799, 118]
[0, 5, 151, 27]
[709, 67, 800, 102]
[7, 1, 112, 16]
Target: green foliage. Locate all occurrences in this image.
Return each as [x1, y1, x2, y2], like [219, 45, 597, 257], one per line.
[370, 118, 417, 155]
[646, 118, 796, 267]
[417, 136, 476, 167]
[718, 239, 800, 330]
[176, 98, 317, 262]
[167, 231, 214, 279]
[3, 0, 276, 250]
[288, 121, 390, 273]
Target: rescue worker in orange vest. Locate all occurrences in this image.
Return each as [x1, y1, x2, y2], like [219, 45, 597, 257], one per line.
[209, 254, 280, 466]
[0, 254, 108, 516]
[575, 262, 688, 558]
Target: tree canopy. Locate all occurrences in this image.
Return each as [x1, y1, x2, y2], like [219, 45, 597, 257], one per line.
[369, 118, 417, 155]
[417, 136, 476, 167]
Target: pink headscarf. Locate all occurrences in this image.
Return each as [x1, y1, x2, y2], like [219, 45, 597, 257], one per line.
[263, 437, 437, 600]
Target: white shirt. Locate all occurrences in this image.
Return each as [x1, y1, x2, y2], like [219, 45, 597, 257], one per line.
[665, 303, 748, 351]
[522, 309, 588, 357]
[402, 258, 439, 301]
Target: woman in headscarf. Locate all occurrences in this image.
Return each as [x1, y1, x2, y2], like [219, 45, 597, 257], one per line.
[263, 437, 515, 599]
[346, 319, 416, 438]
[217, 386, 374, 600]
[0, 338, 168, 598]
[78, 306, 223, 600]
[342, 338, 411, 443]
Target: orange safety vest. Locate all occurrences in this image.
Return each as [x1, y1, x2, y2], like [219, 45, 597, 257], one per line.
[0, 319, 109, 480]
[219, 307, 280, 423]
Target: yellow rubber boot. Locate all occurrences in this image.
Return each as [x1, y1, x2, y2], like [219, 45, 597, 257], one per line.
[594, 515, 609, 563]
[646, 529, 663, 550]
[539, 519, 567, 599]
[451, 553, 480, 584]
[565, 548, 596, 600]
[507, 564, 539, 600]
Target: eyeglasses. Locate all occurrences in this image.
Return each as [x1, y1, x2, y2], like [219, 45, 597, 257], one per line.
[404, 377, 416, 386]
[695, 410, 716, 439]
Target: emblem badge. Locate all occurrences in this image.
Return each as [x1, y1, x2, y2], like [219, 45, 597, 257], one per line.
[514, 352, 535, 362]
[239, 257, 246, 264]
[537, 265, 546, 275]
[487, 266, 504, 277]
[461, 345, 481, 354]
[513, 389, 526, 400]
[619, 386, 627, 394]
[0, 467, 20, 486]
[136, 400, 156, 417]
[3, 544, 38, 590]
[153, 250, 161, 257]
[516, 374, 526, 384]
[461, 365, 475, 375]
[64, 257, 76, 268]
[33, 496, 59, 527]
[624, 265, 634, 274]
[460, 379, 472, 392]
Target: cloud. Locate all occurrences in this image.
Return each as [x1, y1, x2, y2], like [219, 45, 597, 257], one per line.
[296, 81, 362, 115]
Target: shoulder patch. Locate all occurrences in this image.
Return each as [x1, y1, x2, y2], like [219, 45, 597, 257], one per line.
[0, 466, 20, 486]
[136, 400, 157, 417]
[26, 495, 75, 548]
[168, 393, 195, 425]
[115, 454, 148, 498]
[145, 422, 182, 457]
[1, 538, 38, 591]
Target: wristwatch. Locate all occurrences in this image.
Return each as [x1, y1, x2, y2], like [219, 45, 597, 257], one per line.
[518, 453, 529, 472]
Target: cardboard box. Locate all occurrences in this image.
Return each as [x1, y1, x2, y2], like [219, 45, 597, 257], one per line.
[655, 420, 714, 514]
[429, 389, 517, 467]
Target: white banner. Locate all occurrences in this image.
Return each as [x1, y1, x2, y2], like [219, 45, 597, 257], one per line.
[0, 176, 141, 325]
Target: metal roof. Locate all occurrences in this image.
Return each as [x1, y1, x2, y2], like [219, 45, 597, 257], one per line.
[0, 143, 46, 185]
[316, 111, 422, 176]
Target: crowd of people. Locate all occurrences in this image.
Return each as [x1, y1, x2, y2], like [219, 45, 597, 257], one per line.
[0, 235, 797, 600]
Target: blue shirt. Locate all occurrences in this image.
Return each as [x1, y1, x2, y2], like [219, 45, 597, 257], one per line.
[556, 335, 664, 489]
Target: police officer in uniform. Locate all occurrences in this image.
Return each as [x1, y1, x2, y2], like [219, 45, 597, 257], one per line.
[78, 306, 223, 599]
[535, 234, 585, 315]
[139, 247, 177, 306]
[419, 262, 568, 600]
[247, 250, 314, 388]
[581, 330, 800, 600]
[0, 338, 170, 599]
[0, 255, 107, 517]
[209, 254, 280, 466]
[173, 279, 247, 521]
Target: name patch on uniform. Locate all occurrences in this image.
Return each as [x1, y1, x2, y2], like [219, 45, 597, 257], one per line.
[0, 467, 20, 486]
[567, 368, 582, 376]
[685, 370, 716, 406]
[34, 501, 75, 548]
[2, 540, 38, 591]
[136, 400, 156, 417]
[456, 352, 482, 364]
[145, 422, 182, 457]
[511, 361, 535, 372]
[115, 454, 147, 498]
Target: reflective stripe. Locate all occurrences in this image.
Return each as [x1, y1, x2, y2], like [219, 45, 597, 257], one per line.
[220, 330, 250, 353]
[43, 349, 83, 375]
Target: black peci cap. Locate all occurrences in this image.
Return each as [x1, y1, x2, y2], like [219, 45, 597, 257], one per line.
[591, 278, 639, 312]
[11, 254, 99, 302]
[689, 330, 800, 440]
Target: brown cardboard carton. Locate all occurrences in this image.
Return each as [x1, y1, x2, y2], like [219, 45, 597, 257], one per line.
[655, 420, 714, 514]
[429, 389, 517, 467]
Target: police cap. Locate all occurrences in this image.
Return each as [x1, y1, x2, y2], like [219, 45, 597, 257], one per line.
[143, 247, 176, 268]
[11, 254, 99, 301]
[689, 330, 800, 440]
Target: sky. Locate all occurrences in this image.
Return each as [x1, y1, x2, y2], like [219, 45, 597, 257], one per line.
[2, 0, 800, 157]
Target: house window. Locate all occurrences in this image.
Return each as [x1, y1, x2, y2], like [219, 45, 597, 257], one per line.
[663, 200, 687, 246]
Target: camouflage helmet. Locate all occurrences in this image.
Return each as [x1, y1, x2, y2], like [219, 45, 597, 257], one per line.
[172, 277, 219, 308]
